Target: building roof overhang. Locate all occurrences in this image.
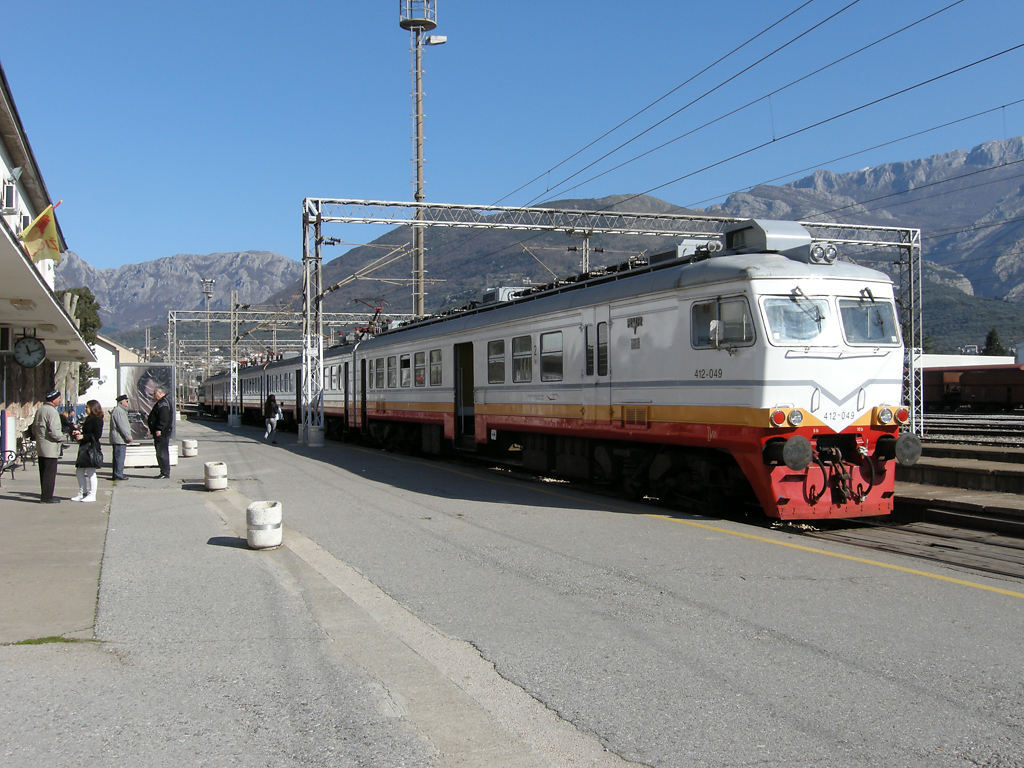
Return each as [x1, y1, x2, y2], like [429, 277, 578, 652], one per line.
[0, 217, 95, 363]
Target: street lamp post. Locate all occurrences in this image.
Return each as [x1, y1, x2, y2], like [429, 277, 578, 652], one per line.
[400, 1, 445, 316]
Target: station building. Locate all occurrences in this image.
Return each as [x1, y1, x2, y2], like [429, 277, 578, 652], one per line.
[0, 60, 95, 447]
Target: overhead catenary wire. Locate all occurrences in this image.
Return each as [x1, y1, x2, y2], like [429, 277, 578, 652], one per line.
[491, 0, 821, 206]
[620, 42, 1024, 208]
[685, 96, 1024, 209]
[521, 0, 868, 207]
[535, 0, 971, 205]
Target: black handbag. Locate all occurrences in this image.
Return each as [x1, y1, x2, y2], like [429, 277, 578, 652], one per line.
[75, 435, 104, 469]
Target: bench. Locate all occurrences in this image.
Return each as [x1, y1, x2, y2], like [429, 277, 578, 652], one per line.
[0, 450, 18, 486]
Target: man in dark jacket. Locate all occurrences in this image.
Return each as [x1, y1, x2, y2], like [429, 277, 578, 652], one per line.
[147, 387, 173, 479]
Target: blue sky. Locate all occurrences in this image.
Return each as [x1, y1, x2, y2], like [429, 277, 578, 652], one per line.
[3, 0, 1022, 270]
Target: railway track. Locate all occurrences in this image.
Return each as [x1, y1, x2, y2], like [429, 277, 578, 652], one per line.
[788, 517, 1024, 581]
[923, 412, 1024, 446]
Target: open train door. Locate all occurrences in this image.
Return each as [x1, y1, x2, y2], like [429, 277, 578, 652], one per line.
[454, 342, 474, 446]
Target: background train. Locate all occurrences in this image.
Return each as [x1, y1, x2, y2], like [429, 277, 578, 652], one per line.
[202, 219, 921, 522]
[923, 363, 1024, 411]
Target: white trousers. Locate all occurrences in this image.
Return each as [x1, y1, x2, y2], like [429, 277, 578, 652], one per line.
[75, 467, 98, 501]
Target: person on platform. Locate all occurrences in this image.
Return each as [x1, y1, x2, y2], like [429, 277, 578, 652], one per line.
[32, 389, 65, 503]
[147, 387, 173, 479]
[72, 400, 104, 502]
[263, 394, 282, 443]
[109, 393, 133, 480]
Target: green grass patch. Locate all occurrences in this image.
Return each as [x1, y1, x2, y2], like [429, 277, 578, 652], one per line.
[6, 635, 95, 646]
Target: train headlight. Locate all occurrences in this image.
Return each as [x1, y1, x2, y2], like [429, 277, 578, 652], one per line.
[895, 406, 910, 425]
[788, 409, 804, 426]
[877, 407, 894, 425]
[809, 243, 839, 264]
[770, 409, 788, 427]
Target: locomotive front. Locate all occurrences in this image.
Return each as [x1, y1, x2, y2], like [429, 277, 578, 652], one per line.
[718, 221, 921, 519]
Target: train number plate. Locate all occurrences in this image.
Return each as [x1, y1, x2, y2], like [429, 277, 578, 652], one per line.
[694, 368, 724, 379]
[822, 410, 856, 421]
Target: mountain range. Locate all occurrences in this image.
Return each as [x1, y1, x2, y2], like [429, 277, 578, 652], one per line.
[57, 136, 1024, 354]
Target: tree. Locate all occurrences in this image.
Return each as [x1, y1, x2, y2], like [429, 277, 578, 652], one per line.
[982, 327, 1009, 356]
[57, 287, 103, 394]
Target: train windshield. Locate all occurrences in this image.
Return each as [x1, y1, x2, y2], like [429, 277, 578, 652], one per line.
[838, 298, 900, 345]
[763, 295, 832, 345]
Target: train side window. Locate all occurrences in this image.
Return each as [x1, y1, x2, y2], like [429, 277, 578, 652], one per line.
[487, 340, 505, 383]
[597, 322, 608, 376]
[414, 352, 426, 387]
[691, 297, 755, 348]
[512, 335, 532, 383]
[540, 332, 563, 382]
[367, 360, 374, 390]
[400, 354, 411, 387]
[429, 349, 442, 386]
[375, 357, 385, 389]
[387, 356, 397, 388]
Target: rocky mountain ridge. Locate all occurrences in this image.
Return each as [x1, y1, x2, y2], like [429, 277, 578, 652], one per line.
[56, 250, 302, 332]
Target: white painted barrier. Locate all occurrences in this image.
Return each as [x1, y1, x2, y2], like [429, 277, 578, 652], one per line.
[181, 439, 198, 458]
[204, 461, 227, 490]
[246, 500, 282, 549]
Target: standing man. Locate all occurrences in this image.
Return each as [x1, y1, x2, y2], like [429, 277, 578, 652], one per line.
[109, 393, 133, 480]
[147, 387, 173, 479]
[32, 389, 65, 503]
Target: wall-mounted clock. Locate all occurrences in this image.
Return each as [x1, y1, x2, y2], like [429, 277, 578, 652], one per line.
[13, 336, 46, 368]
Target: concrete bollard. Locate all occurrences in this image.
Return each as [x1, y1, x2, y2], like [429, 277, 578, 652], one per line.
[307, 425, 324, 447]
[181, 439, 198, 458]
[246, 500, 282, 549]
[204, 461, 228, 490]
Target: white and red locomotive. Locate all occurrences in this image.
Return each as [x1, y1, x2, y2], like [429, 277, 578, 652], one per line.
[203, 219, 921, 520]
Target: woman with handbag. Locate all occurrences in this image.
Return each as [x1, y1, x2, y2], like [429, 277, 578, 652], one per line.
[72, 399, 104, 503]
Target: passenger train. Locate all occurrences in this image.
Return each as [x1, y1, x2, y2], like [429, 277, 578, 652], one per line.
[202, 219, 921, 521]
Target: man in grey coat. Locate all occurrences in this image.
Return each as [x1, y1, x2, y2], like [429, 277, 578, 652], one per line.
[32, 389, 65, 503]
[109, 393, 133, 480]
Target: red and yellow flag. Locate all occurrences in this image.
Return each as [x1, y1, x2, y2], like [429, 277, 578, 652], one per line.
[18, 201, 62, 263]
